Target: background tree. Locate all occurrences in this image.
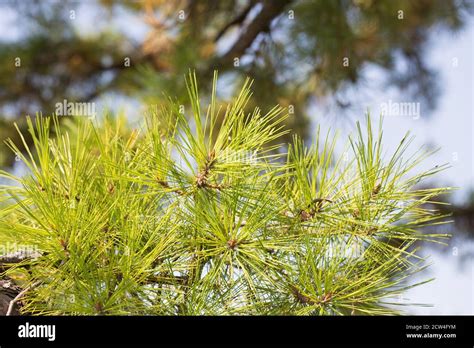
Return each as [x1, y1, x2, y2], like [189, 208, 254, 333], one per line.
[0, 0, 471, 166]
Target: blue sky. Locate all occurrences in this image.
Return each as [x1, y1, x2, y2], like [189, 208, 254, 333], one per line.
[309, 18, 473, 205]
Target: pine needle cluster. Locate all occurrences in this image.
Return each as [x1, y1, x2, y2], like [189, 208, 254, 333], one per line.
[0, 73, 451, 315]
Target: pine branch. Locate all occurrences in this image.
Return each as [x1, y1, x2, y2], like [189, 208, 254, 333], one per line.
[0, 72, 452, 315]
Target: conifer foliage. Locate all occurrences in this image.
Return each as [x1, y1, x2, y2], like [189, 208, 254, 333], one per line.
[0, 73, 450, 315]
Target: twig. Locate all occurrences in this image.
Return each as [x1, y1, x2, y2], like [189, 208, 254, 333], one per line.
[6, 282, 38, 316]
[157, 179, 185, 196]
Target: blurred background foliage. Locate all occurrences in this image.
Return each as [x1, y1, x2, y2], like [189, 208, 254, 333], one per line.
[0, 0, 472, 164]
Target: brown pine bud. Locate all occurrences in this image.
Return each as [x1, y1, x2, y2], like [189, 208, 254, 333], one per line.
[372, 182, 382, 196]
[107, 182, 115, 194]
[299, 210, 313, 221]
[227, 239, 238, 250]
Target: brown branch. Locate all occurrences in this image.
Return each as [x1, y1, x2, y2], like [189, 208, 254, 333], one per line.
[298, 198, 334, 221]
[215, 0, 257, 42]
[157, 179, 185, 196]
[290, 284, 333, 306]
[290, 284, 315, 305]
[218, 0, 292, 68]
[0, 279, 22, 315]
[196, 150, 217, 188]
[6, 282, 38, 316]
[143, 274, 188, 286]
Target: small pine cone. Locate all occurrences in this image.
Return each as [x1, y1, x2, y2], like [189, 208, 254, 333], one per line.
[227, 239, 238, 250]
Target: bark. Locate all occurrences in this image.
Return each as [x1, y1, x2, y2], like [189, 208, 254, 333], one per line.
[0, 279, 22, 315]
[217, 0, 292, 69]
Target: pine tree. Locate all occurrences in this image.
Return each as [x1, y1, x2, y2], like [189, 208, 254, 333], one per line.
[0, 73, 451, 315]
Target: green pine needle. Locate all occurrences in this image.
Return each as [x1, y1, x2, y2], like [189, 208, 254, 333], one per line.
[0, 72, 452, 315]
